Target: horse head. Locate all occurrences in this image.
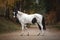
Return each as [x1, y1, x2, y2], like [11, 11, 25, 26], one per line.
[13, 10, 18, 18]
[13, 11, 23, 18]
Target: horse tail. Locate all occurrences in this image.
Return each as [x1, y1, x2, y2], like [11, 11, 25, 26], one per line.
[42, 16, 46, 30]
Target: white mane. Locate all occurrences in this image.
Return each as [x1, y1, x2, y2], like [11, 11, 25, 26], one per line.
[18, 11, 27, 15]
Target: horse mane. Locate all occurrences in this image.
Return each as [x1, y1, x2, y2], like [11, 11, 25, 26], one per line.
[18, 11, 27, 15]
[18, 11, 28, 15]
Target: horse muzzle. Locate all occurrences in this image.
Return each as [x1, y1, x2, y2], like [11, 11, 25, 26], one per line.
[13, 16, 15, 18]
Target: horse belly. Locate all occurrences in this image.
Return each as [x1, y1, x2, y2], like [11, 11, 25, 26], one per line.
[24, 18, 32, 24]
[24, 16, 34, 24]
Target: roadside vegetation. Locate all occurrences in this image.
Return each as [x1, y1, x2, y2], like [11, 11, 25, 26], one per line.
[0, 17, 20, 34]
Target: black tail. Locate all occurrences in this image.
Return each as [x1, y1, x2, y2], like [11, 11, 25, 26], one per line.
[42, 17, 46, 30]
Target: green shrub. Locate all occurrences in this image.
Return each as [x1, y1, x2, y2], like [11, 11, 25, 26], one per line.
[0, 17, 20, 33]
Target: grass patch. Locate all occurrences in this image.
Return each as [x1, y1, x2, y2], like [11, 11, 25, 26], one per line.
[0, 17, 21, 33]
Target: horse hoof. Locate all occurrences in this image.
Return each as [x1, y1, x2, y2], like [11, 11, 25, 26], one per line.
[27, 33, 29, 36]
[37, 33, 40, 36]
[40, 34, 44, 36]
[20, 34, 23, 36]
[20, 35, 23, 36]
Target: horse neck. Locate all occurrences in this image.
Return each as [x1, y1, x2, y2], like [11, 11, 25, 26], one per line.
[17, 11, 28, 18]
[16, 13, 22, 19]
[19, 13, 28, 17]
[17, 12, 25, 17]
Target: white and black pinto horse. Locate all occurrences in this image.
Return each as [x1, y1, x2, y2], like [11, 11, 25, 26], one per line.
[13, 11, 46, 36]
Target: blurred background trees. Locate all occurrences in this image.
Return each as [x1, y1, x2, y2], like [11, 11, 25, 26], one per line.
[0, 0, 60, 25]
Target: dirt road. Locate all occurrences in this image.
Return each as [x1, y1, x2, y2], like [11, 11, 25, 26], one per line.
[0, 27, 60, 40]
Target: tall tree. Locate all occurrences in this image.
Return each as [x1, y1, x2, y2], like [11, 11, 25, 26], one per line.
[5, 1, 10, 19]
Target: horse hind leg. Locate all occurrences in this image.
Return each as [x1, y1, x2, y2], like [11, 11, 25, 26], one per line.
[37, 17, 46, 36]
[40, 24, 44, 35]
[37, 17, 46, 30]
[37, 23, 41, 30]
[37, 23, 41, 36]
[37, 23, 44, 36]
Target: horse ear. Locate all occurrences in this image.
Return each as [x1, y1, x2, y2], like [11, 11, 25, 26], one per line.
[17, 11, 22, 15]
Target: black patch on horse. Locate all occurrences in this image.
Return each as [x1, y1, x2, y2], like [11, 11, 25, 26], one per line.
[32, 18, 37, 24]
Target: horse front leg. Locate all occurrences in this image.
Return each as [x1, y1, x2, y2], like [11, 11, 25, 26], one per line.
[20, 23, 25, 36]
[21, 24, 25, 31]
[24, 25, 28, 30]
[24, 24, 29, 36]
[20, 23, 29, 36]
